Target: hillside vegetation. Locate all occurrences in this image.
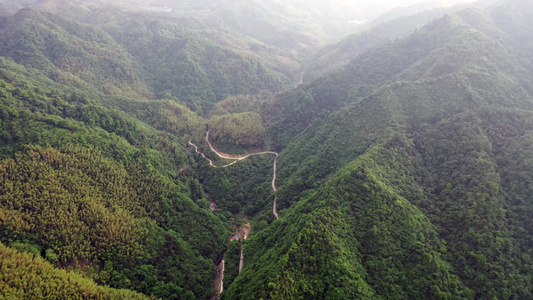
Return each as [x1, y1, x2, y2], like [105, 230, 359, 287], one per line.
[0, 242, 148, 299]
[0, 17, 230, 297]
[0, 7, 291, 114]
[1, 1, 533, 299]
[303, 2, 476, 82]
[223, 2, 533, 299]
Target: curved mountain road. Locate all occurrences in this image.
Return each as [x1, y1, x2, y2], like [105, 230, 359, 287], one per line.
[190, 132, 280, 299]
[189, 131, 279, 219]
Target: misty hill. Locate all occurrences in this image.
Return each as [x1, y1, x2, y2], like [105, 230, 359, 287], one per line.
[0, 8, 152, 98]
[0, 8, 292, 114]
[367, 0, 494, 26]
[147, 0, 365, 53]
[96, 10, 291, 113]
[302, 0, 500, 83]
[222, 2, 533, 299]
[0, 0, 364, 74]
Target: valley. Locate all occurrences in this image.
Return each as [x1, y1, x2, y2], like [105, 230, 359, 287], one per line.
[190, 129, 280, 299]
[1, 0, 533, 299]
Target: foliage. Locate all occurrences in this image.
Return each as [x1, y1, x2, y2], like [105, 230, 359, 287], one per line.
[208, 112, 267, 150]
[303, 4, 468, 82]
[0, 145, 227, 299]
[223, 3, 533, 299]
[209, 93, 272, 117]
[98, 12, 290, 114]
[0, 241, 148, 299]
[200, 155, 275, 216]
[2, 1, 533, 300]
[0, 8, 151, 99]
[221, 240, 242, 292]
[0, 51, 228, 299]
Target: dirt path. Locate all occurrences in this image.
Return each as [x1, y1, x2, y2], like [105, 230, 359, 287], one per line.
[190, 133, 280, 297]
[189, 132, 280, 218]
[272, 155, 279, 219]
[189, 140, 215, 167]
[205, 131, 278, 164]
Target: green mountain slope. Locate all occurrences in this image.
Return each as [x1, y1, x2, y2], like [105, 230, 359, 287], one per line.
[0, 242, 148, 299]
[303, 3, 477, 83]
[223, 3, 533, 299]
[0, 51, 228, 299]
[0, 8, 291, 114]
[0, 8, 151, 98]
[267, 5, 531, 150]
[150, 0, 364, 54]
[96, 11, 291, 113]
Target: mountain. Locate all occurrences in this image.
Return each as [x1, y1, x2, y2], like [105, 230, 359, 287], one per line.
[0, 7, 292, 114]
[222, 2, 533, 299]
[0, 0, 365, 81]
[367, 0, 485, 26]
[0, 9, 236, 297]
[96, 10, 291, 113]
[147, 0, 366, 52]
[302, 0, 501, 83]
[0, 242, 148, 299]
[0, 5, 299, 299]
[1, 0, 533, 299]
[0, 8, 152, 98]
[0, 53, 231, 299]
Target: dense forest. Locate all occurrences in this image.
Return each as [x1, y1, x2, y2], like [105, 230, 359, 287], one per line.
[223, 1, 533, 299]
[1, 0, 533, 299]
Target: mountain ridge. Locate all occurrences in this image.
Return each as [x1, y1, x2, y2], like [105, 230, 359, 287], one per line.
[1, 1, 533, 299]
[222, 3, 533, 299]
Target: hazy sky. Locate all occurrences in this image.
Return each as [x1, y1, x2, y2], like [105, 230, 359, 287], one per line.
[354, 0, 479, 18]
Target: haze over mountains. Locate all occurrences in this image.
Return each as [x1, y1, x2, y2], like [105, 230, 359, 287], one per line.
[0, 0, 532, 299]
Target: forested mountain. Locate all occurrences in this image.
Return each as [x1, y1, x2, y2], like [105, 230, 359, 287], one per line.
[0, 53, 231, 298]
[367, 0, 488, 26]
[1, 0, 533, 299]
[0, 241, 148, 299]
[222, 1, 533, 298]
[139, 0, 365, 54]
[302, 0, 501, 82]
[0, 8, 151, 98]
[0, 7, 291, 114]
[0, 3, 295, 299]
[98, 11, 290, 113]
[302, 4, 465, 82]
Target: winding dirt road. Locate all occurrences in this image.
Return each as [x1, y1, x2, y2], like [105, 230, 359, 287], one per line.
[272, 155, 279, 219]
[189, 140, 215, 167]
[189, 131, 279, 219]
[190, 133, 280, 298]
